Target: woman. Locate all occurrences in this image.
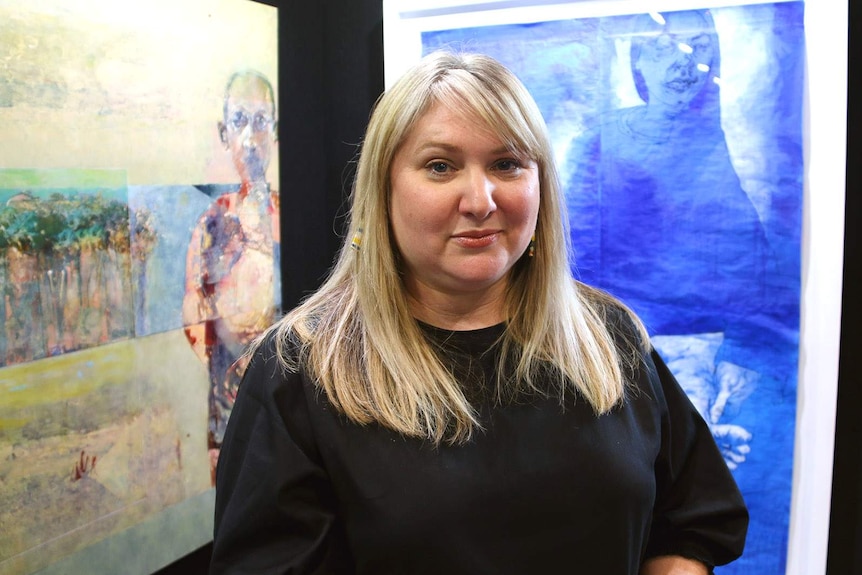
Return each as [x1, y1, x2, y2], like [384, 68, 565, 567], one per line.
[210, 51, 748, 574]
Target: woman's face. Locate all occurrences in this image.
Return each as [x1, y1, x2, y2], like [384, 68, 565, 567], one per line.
[635, 12, 715, 113]
[388, 102, 540, 305]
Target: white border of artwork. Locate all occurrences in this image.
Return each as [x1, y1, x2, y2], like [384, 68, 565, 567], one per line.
[382, 1, 847, 574]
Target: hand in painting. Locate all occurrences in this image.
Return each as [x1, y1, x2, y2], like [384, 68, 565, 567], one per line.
[712, 360, 758, 425]
[651, 333, 722, 422]
[711, 424, 752, 470]
[708, 361, 757, 469]
[652, 334, 756, 470]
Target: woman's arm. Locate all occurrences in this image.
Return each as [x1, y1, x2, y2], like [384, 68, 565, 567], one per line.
[211, 335, 350, 574]
[644, 349, 749, 568]
[641, 555, 709, 575]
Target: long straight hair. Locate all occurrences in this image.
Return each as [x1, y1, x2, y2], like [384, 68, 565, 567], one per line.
[260, 51, 647, 444]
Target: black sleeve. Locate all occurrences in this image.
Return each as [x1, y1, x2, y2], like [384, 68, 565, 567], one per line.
[210, 335, 352, 574]
[644, 349, 749, 570]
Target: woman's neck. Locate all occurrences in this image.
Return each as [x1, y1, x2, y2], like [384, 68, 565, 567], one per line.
[405, 284, 507, 331]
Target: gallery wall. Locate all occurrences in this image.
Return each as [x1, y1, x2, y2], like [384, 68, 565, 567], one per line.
[277, 0, 385, 312]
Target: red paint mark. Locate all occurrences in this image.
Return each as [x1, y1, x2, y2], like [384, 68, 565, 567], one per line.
[71, 450, 97, 481]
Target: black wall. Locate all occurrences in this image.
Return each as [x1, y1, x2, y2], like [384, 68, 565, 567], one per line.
[827, 2, 861, 574]
[276, 0, 385, 311]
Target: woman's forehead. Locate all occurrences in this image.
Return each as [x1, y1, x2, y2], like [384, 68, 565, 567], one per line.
[416, 97, 527, 148]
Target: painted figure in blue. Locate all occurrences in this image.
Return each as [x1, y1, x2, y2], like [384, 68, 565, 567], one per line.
[564, 10, 770, 469]
[183, 70, 280, 484]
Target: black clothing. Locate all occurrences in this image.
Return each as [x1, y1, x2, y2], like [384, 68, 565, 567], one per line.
[211, 319, 748, 574]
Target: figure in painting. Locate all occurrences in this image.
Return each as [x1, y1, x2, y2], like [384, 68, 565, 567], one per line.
[183, 70, 280, 483]
[564, 9, 769, 469]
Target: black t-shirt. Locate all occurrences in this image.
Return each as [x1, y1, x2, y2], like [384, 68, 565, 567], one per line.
[211, 319, 748, 574]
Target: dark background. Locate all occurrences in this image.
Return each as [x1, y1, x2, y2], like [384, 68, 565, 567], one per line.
[827, 0, 861, 573]
[156, 0, 861, 573]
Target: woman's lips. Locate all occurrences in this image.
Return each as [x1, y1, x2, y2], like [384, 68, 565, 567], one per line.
[453, 231, 500, 248]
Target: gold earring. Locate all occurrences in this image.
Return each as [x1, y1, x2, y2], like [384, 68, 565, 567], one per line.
[528, 234, 535, 258]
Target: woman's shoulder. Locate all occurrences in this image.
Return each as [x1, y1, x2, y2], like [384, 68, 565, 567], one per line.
[575, 281, 653, 395]
[241, 324, 306, 395]
[577, 282, 647, 340]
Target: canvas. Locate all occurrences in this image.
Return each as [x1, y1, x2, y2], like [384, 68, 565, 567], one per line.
[0, 1, 278, 573]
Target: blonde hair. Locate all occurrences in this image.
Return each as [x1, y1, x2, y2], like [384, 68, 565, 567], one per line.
[261, 51, 647, 444]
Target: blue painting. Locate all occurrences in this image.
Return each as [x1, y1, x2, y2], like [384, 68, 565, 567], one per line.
[424, 2, 804, 573]
[127, 184, 238, 337]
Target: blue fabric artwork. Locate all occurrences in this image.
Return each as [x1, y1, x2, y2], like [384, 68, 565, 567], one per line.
[423, 2, 804, 573]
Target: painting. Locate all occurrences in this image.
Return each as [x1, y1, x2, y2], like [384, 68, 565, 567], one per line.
[0, 1, 278, 573]
[0, 171, 136, 365]
[383, 0, 846, 574]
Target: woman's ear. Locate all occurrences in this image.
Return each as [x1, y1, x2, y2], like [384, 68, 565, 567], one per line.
[272, 120, 279, 143]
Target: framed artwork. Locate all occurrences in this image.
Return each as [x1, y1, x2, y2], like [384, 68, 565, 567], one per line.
[383, 0, 846, 574]
[0, 0, 278, 573]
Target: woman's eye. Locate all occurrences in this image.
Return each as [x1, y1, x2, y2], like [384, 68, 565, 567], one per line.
[427, 161, 451, 174]
[495, 159, 522, 172]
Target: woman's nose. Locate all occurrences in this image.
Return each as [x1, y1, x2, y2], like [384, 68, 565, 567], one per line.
[460, 169, 497, 219]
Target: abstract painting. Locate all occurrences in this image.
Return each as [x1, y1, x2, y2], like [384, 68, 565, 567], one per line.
[386, 0, 807, 572]
[0, 1, 278, 573]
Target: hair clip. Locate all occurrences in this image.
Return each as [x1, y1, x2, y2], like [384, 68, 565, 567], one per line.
[351, 227, 364, 251]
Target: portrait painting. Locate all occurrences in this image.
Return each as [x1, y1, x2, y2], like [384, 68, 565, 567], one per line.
[0, 1, 278, 573]
[383, 0, 827, 573]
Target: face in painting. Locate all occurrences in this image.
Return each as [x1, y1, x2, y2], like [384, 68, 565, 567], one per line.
[636, 11, 715, 113]
[388, 103, 540, 303]
[219, 75, 277, 184]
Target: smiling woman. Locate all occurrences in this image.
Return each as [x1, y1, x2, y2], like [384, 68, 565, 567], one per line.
[210, 50, 748, 575]
[388, 103, 540, 328]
